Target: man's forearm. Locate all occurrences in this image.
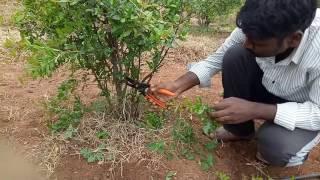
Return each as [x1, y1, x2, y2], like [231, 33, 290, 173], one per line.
[255, 103, 277, 121]
[175, 71, 200, 93]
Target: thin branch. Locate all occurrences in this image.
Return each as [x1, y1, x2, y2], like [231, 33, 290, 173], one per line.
[142, 0, 188, 83]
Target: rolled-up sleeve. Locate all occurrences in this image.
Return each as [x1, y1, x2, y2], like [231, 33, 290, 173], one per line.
[189, 28, 246, 87]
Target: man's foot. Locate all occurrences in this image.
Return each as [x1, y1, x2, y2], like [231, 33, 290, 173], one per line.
[207, 127, 254, 142]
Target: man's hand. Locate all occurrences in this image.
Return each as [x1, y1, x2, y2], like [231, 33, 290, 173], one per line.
[209, 97, 277, 124]
[149, 72, 200, 102]
[150, 81, 180, 101]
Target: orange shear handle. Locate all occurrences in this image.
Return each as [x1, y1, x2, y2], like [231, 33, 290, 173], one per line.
[145, 94, 166, 108]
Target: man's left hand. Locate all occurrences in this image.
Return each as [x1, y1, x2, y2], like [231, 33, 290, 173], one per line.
[209, 97, 258, 124]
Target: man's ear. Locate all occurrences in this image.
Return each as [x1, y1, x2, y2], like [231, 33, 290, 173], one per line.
[288, 31, 303, 48]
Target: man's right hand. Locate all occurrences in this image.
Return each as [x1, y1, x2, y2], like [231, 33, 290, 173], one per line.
[150, 81, 180, 102]
[149, 71, 201, 102]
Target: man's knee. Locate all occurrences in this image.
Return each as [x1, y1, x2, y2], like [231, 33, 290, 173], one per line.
[256, 123, 305, 167]
[222, 45, 253, 70]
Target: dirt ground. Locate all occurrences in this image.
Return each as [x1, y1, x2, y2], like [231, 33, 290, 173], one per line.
[1, 34, 320, 180]
[1, 2, 320, 180]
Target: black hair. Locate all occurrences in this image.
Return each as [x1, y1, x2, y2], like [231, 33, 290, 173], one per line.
[236, 0, 318, 40]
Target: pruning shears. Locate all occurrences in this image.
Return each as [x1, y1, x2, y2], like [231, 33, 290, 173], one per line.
[125, 77, 175, 108]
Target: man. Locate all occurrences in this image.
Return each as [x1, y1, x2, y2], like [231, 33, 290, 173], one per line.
[151, 0, 320, 167]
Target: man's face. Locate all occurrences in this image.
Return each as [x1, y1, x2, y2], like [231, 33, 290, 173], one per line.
[243, 37, 288, 57]
[243, 31, 303, 58]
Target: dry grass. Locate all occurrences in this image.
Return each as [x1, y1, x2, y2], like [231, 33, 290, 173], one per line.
[60, 108, 168, 174]
[169, 34, 226, 67]
[0, 0, 20, 24]
[0, 0, 22, 62]
[30, 132, 67, 178]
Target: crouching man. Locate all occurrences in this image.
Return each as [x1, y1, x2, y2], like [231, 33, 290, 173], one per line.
[151, 0, 320, 167]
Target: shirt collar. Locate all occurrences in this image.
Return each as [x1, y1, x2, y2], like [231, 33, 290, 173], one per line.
[291, 28, 310, 64]
[256, 29, 310, 66]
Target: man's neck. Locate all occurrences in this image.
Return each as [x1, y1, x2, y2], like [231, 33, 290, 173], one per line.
[275, 48, 295, 63]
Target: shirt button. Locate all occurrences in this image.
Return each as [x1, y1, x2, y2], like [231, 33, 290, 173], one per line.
[272, 80, 275, 84]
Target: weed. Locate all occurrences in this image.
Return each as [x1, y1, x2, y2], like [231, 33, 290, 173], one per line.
[251, 177, 263, 180]
[49, 97, 85, 132]
[165, 171, 177, 180]
[3, 38, 26, 57]
[185, 97, 219, 136]
[147, 140, 165, 154]
[172, 118, 196, 144]
[96, 130, 109, 140]
[145, 112, 165, 130]
[204, 141, 218, 151]
[161, 98, 220, 171]
[64, 125, 77, 139]
[181, 148, 195, 160]
[90, 99, 108, 114]
[200, 154, 214, 171]
[80, 144, 105, 163]
[46, 79, 85, 133]
[216, 171, 230, 180]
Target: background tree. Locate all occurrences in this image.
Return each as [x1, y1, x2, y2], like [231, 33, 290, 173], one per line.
[191, 0, 242, 27]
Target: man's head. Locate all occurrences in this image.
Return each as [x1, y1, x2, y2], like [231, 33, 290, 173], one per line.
[236, 0, 317, 57]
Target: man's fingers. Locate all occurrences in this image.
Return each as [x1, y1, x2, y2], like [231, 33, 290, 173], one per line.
[150, 84, 157, 92]
[209, 110, 229, 118]
[150, 83, 170, 94]
[213, 101, 229, 110]
[216, 116, 233, 123]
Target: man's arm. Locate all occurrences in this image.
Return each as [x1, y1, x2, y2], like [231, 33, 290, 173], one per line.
[189, 28, 246, 88]
[173, 71, 200, 94]
[151, 28, 246, 97]
[150, 71, 199, 98]
[274, 75, 320, 131]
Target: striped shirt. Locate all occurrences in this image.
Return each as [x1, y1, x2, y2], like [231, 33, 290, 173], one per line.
[189, 9, 320, 131]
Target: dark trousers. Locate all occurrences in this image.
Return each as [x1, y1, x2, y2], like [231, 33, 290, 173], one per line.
[221, 46, 319, 166]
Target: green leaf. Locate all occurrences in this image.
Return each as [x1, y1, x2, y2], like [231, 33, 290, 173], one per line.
[166, 152, 174, 160]
[181, 148, 195, 160]
[172, 119, 196, 144]
[165, 171, 177, 180]
[112, 15, 121, 20]
[216, 171, 230, 180]
[3, 38, 15, 49]
[204, 141, 218, 151]
[145, 112, 165, 130]
[80, 148, 92, 159]
[119, 30, 132, 40]
[70, 0, 80, 5]
[80, 146, 105, 163]
[203, 121, 215, 135]
[90, 99, 108, 113]
[200, 154, 214, 171]
[64, 125, 77, 139]
[96, 130, 109, 139]
[147, 140, 165, 154]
